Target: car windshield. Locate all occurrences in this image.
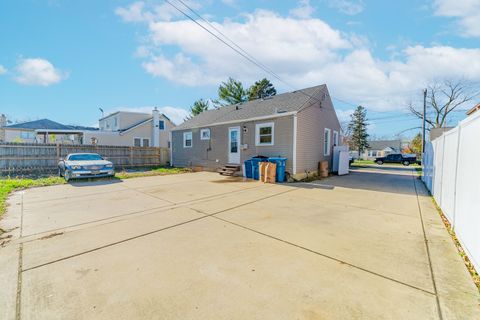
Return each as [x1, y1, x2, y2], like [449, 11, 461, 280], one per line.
[68, 154, 103, 161]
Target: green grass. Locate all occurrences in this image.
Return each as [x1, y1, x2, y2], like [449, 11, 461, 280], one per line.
[114, 166, 191, 179]
[415, 166, 423, 177]
[0, 176, 65, 217]
[351, 159, 421, 167]
[351, 159, 375, 165]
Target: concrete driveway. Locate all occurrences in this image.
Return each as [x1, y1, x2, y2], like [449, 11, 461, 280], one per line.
[1, 166, 479, 319]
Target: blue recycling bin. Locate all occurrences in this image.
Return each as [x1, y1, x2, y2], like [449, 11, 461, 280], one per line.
[251, 158, 266, 180]
[268, 157, 287, 182]
[244, 159, 253, 178]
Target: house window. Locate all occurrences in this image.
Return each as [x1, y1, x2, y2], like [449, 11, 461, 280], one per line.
[159, 120, 165, 131]
[20, 131, 35, 139]
[333, 130, 339, 146]
[324, 128, 331, 156]
[200, 128, 210, 140]
[133, 137, 149, 147]
[255, 122, 274, 146]
[183, 132, 192, 148]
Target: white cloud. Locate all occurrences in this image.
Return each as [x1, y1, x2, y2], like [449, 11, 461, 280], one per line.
[106, 106, 189, 125]
[221, 0, 237, 7]
[14, 58, 66, 86]
[115, 2, 153, 22]
[326, 0, 364, 15]
[336, 109, 354, 123]
[0, 65, 7, 75]
[433, 0, 480, 37]
[116, 3, 480, 112]
[290, 0, 315, 19]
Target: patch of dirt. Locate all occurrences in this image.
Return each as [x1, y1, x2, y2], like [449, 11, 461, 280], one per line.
[40, 231, 64, 240]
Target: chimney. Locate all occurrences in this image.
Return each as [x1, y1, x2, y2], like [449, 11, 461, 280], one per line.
[152, 107, 160, 147]
[0, 114, 6, 127]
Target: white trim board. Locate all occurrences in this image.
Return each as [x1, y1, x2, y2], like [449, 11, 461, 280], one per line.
[171, 112, 296, 131]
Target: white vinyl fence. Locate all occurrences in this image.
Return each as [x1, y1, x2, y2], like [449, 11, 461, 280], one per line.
[422, 111, 480, 272]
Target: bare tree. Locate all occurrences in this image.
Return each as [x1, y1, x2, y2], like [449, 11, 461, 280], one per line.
[409, 80, 477, 129]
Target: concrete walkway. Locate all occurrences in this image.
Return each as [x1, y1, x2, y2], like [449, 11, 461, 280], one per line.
[0, 166, 478, 319]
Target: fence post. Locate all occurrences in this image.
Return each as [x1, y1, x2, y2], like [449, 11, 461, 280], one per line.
[129, 146, 133, 167]
[452, 126, 462, 230]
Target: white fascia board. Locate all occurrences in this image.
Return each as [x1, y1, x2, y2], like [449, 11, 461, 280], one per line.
[119, 118, 153, 135]
[171, 112, 297, 131]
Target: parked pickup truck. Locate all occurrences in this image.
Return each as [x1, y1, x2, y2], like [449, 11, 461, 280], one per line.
[375, 153, 417, 166]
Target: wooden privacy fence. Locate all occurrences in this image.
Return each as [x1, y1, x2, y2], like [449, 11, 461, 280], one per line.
[0, 143, 170, 175]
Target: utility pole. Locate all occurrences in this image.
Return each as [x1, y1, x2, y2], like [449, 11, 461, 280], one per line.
[422, 88, 427, 153]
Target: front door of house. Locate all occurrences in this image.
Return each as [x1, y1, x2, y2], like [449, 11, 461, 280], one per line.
[228, 127, 240, 164]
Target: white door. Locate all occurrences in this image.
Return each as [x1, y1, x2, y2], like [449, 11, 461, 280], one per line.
[228, 127, 241, 164]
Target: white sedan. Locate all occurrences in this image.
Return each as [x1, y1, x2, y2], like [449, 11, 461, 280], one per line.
[58, 153, 115, 182]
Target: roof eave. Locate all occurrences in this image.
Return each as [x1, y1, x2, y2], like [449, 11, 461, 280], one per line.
[172, 111, 297, 131]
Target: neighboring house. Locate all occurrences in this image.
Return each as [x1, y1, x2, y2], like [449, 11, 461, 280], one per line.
[83, 108, 175, 148]
[362, 140, 402, 160]
[429, 127, 454, 141]
[171, 84, 342, 179]
[466, 103, 480, 116]
[0, 118, 97, 144]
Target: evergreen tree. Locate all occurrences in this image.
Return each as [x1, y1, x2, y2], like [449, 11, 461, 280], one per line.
[185, 99, 209, 120]
[216, 77, 248, 106]
[347, 105, 369, 157]
[248, 78, 277, 100]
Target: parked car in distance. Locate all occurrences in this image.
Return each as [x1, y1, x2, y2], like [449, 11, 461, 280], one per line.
[375, 153, 417, 166]
[58, 153, 114, 181]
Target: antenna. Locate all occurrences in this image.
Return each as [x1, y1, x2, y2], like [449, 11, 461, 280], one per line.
[99, 107, 104, 117]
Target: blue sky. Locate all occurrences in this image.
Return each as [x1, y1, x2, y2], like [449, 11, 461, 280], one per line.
[0, 0, 479, 138]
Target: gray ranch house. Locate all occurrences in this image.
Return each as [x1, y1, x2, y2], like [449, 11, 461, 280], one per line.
[171, 84, 342, 179]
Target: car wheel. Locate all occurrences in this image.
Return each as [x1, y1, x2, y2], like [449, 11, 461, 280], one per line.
[376, 160, 383, 165]
[403, 161, 410, 166]
[64, 170, 72, 182]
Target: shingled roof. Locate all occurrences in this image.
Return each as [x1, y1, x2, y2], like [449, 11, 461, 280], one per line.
[173, 84, 326, 131]
[6, 119, 98, 131]
[367, 140, 402, 151]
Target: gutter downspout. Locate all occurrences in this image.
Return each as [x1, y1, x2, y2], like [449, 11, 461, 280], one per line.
[292, 114, 297, 175]
[169, 131, 173, 166]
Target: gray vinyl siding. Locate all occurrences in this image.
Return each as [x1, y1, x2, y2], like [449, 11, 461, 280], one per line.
[172, 115, 294, 172]
[296, 96, 341, 174]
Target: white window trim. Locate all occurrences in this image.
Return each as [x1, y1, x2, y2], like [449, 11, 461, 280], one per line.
[255, 122, 274, 146]
[200, 128, 210, 140]
[133, 137, 150, 147]
[183, 132, 193, 148]
[333, 130, 339, 146]
[324, 128, 331, 156]
[159, 120, 165, 131]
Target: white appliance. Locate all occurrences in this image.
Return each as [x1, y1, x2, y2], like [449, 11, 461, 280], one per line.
[333, 145, 349, 175]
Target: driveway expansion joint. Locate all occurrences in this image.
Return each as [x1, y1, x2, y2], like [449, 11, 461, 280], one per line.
[21, 185, 291, 273]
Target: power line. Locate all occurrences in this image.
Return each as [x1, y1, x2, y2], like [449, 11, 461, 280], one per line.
[173, 0, 284, 84]
[164, 0, 357, 109]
